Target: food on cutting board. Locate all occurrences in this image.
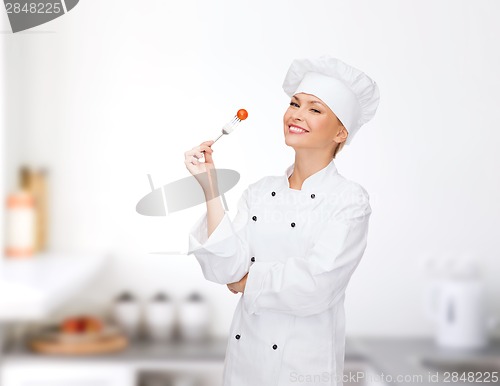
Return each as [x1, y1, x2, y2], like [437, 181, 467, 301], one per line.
[30, 316, 127, 355]
[60, 315, 103, 334]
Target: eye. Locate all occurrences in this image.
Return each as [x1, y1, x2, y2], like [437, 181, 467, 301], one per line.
[289, 102, 299, 108]
[311, 108, 321, 114]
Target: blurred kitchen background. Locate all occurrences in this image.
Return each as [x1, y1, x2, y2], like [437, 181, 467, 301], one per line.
[1, 0, 500, 385]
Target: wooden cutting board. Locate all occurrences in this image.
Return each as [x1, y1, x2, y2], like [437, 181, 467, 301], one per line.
[29, 334, 128, 356]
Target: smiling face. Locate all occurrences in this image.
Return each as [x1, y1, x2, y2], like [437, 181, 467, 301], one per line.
[283, 93, 348, 156]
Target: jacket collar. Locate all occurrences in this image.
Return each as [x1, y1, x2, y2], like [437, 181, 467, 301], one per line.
[284, 158, 338, 191]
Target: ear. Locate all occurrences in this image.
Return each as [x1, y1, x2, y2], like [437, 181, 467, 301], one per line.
[333, 126, 348, 142]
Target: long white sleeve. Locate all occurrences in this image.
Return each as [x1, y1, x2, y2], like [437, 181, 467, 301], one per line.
[242, 192, 371, 317]
[188, 188, 251, 285]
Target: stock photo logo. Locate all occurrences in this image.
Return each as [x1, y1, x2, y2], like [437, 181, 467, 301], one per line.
[136, 170, 240, 216]
[135, 170, 239, 255]
[3, 0, 79, 33]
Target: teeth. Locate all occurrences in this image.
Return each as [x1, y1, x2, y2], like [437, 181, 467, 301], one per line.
[289, 126, 307, 133]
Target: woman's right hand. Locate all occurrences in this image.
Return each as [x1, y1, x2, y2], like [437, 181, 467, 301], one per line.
[184, 140, 216, 188]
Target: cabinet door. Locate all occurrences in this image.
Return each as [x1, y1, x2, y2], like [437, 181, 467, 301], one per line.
[1, 363, 134, 386]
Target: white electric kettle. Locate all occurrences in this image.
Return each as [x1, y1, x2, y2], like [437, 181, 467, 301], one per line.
[424, 258, 497, 350]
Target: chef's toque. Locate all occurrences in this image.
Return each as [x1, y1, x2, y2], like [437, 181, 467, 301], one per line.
[282, 56, 380, 146]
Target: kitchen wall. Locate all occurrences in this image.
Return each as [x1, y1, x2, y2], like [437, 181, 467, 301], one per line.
[0, 7, 5, 274]
[1, 0, 500, 338]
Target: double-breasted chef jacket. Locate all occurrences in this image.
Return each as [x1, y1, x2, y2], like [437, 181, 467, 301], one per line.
[188, 158, 372, 386]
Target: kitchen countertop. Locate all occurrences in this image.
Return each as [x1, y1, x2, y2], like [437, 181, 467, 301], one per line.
[1, 335, 366, 362]
[348, 336, 500, 386]
[1, 336, 229, 364]
[2, 335, 500, 385]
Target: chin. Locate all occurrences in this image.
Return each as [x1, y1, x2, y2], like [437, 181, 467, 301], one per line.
[284, 137, 304, 150]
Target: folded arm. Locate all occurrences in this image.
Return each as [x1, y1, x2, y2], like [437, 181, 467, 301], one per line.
[243, 196, 371, 317]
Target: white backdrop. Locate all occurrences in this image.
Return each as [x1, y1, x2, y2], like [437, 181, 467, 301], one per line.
[1, 0, 500, 338]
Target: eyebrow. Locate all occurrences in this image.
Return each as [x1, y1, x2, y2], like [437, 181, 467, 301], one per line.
[292, 95, 325, 107]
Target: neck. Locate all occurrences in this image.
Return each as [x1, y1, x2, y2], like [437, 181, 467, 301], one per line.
[288, 150, 333, 190]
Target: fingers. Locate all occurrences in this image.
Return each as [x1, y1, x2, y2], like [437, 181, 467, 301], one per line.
[184, 141, 215, 172]
[184, 154, 201, 166]
[197, 141, 214, 155]
[184, 143, 214, 164]
[184, 146, 212, 158]
[194, 142, 214, 153]
[200, 140, 215, 147]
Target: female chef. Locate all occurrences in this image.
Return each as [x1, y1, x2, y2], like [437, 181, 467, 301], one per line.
[184, 56, 380, 386]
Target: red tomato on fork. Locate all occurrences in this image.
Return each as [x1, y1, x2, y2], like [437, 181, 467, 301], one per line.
[237, 109, 248, 120]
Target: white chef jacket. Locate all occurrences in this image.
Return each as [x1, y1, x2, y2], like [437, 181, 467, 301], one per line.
[188, 159, 371, 386]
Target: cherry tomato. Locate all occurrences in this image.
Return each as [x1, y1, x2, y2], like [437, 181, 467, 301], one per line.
[237, 109, 248, 120]
[61, 318, 80, 334]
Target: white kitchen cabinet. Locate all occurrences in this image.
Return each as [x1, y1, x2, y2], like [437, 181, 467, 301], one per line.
[1, 362, 134, 386]
[0, 361, 225, 386]
[0, 338, 228, 386]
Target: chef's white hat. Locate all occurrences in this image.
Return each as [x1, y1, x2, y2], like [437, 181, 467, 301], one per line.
[282, 56, 380, 146]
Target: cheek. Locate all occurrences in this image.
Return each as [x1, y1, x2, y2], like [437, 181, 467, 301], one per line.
[311, 117, 335, 137]
[283, 107, 294, 123]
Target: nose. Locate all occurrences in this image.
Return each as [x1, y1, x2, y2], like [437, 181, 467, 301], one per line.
[290, 108, 304, 121]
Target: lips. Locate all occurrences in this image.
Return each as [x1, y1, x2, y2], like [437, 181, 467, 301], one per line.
[288, 124, 309, 134]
